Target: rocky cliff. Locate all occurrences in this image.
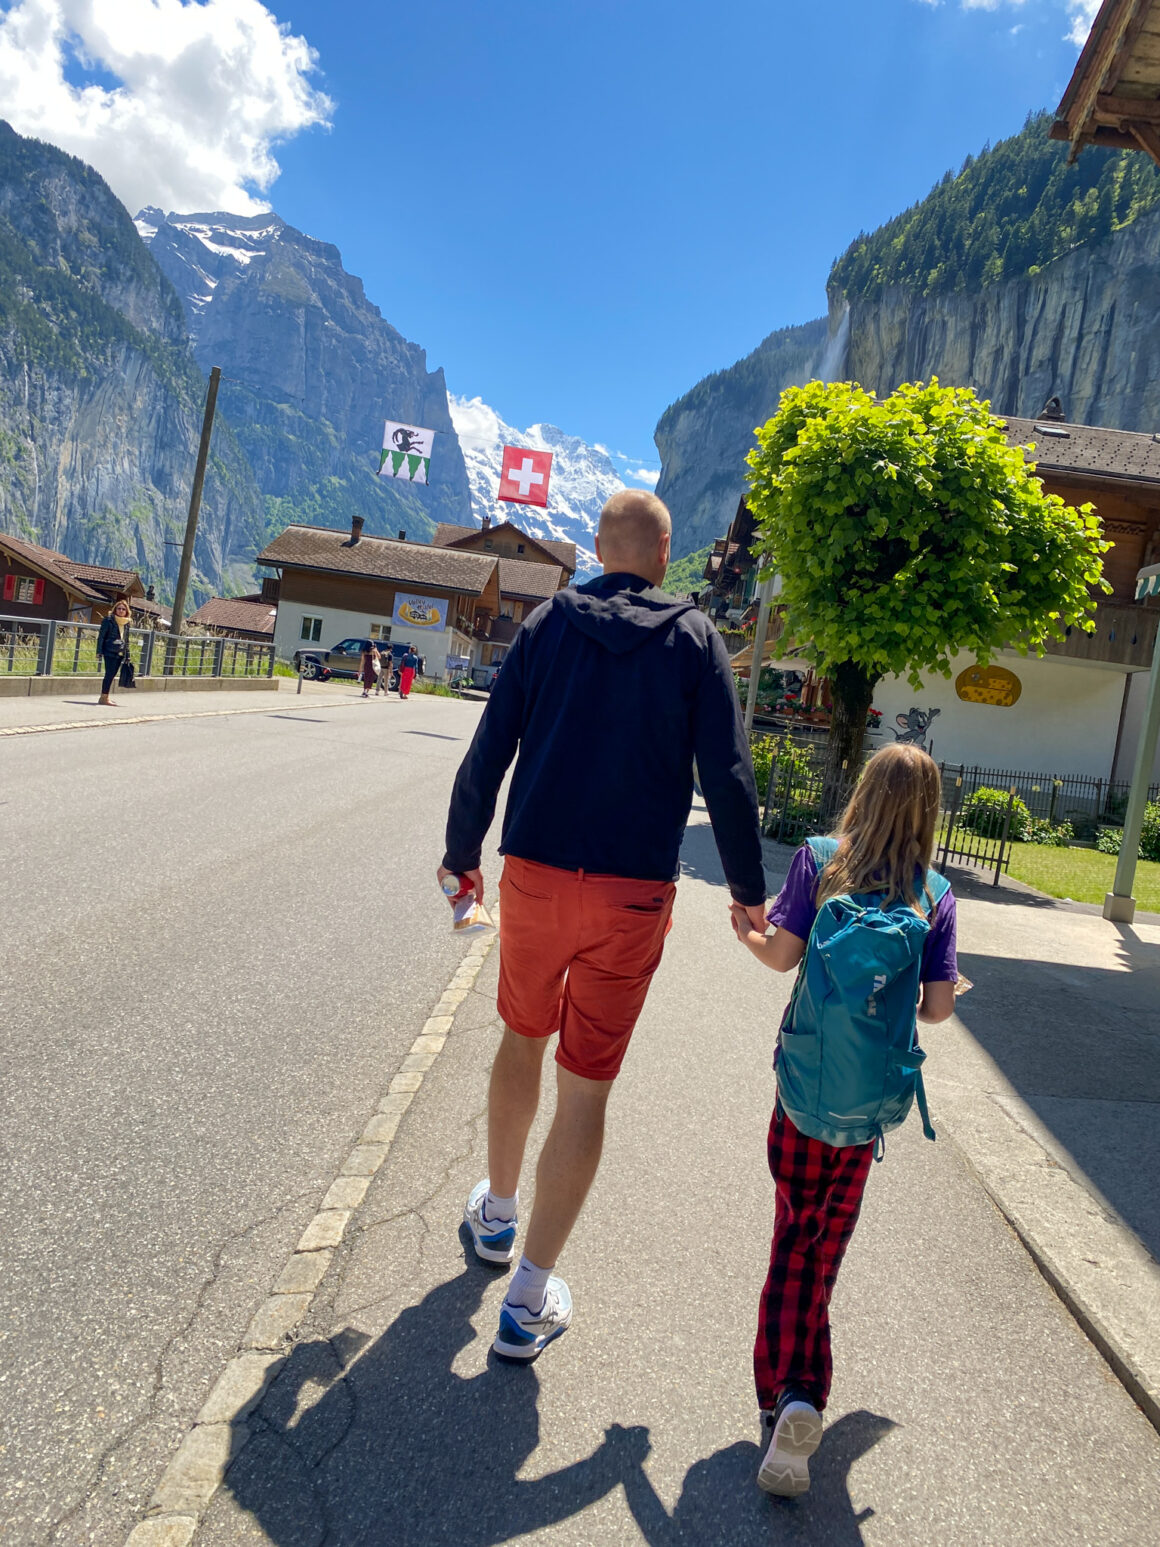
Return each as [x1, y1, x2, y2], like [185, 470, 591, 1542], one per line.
[656, 115, 1160, 559]
[0, 124, 264, 599]
[840, 204, 1160, 433]
[139, 211, 471, 547]
[654, 318, 828, 557]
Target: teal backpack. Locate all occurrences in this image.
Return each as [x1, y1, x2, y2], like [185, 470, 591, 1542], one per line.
[775, 836, 951, 1158]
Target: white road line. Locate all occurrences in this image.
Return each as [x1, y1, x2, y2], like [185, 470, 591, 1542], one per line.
[122, 926, 499, 1547]
[0, 699, 357, 736]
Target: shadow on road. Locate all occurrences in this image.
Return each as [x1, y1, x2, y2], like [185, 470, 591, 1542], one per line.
[224, 1256, 651, 1546]
[621, 1410, 896, 1545]
[224, 1246, 894, 1546]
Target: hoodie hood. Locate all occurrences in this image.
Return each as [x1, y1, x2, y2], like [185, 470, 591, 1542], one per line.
[555, 572, 696, 655]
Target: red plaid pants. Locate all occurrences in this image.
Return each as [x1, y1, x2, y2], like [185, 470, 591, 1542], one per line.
[753, 1105, 874, 1411]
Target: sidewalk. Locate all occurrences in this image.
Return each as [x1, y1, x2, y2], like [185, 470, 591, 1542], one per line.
[187, 810, 1160, 1546]
[0, 678, 356, 734]
[926, 865, 1160, 1427]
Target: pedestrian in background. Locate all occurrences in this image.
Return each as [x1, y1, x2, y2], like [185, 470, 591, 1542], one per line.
[731, 742, 958, 1498]
[359, 642, 378, 698]
[96, 598, 131, 707]
[399, 644, 419, 699]
[441, 489, 766, 1362]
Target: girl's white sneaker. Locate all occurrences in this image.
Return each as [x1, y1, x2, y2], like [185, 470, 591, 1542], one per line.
[758, 1393, 823, 1496]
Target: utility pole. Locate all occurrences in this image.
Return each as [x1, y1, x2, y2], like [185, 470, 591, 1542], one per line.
[169, 365, 221, 645]
[1103, 560, 1160, 922]
[743, 569, 779, 737]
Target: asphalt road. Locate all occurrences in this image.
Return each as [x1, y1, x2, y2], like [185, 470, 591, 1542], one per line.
[0, 691, 497, 1545]
[4, 692, 1159, 1546]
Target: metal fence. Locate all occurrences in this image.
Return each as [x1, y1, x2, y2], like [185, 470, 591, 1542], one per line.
[0, 616, 275, 680]
[748, 735, 1157, 887]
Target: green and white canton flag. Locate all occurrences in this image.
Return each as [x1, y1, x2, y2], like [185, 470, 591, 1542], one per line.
[379, 422, 435, 484]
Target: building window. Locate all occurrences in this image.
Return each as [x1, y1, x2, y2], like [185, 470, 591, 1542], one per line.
[3, 574, 44, 605]
[512, 601, 524, 622]
[369, 623, 390, 640]
[517, 543, 525, 553]
[300, 615, 323, 641]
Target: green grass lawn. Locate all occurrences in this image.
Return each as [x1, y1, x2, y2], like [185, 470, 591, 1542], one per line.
[1004, 844, 1160, 912]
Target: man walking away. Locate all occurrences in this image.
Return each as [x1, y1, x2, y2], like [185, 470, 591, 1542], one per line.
[439, 490, 767, 1360]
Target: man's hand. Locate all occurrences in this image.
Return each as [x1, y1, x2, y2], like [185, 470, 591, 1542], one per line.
[437, 865, 484, 905]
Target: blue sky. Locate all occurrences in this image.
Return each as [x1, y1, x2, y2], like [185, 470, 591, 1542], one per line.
[0, 0, 1095, 476]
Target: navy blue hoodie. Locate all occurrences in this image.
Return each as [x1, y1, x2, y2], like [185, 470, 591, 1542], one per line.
[443, 572, 766, 905]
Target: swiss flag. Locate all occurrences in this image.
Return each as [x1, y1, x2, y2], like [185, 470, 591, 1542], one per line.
[498, 446, 553, 507]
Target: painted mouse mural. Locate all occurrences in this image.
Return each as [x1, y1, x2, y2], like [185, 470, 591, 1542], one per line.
[890, 706, 941, 747]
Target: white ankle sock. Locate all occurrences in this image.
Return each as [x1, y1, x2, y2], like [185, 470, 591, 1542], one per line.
[506, 1254, 551, 1312]
[483, 1188, 517, 1223]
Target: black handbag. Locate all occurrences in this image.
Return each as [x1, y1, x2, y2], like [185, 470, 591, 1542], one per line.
[119, 630, 136, 688]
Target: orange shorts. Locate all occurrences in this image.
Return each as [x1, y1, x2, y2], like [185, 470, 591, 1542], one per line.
[497, 856, 676, 1081]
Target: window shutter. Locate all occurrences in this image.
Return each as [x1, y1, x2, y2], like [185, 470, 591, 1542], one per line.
[2, 574, 14, 601]
[32, 579, 44, 605]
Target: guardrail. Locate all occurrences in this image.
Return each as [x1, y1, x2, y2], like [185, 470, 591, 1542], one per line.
[0, 616, 275, 679]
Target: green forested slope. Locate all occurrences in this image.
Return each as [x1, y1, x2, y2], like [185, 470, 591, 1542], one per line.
[830, 111, 1160, 300]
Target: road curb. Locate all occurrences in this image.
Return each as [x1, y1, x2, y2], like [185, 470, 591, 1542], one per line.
[122, 926, 499, 1547]
[0, 699, 355, 737]
[931, 1083, 1160, 1434]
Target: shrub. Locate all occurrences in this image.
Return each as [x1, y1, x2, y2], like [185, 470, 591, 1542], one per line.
[958, 786, 1031, 841]
[1023, 817, 1073, 847]
[1097, 801, 1160, 860]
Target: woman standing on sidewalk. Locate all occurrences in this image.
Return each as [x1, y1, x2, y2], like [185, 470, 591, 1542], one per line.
[731, 743, 959, 1499]
[359, 642, 379, 698]
[96, 599, 131, 706]
[399, 644, 419, 699]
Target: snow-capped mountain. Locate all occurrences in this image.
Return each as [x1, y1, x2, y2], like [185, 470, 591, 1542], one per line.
[134, 207, 285, 316]
[448, 396, 629, 575]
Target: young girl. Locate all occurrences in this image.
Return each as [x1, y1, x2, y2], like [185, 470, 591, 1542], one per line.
[731, 742, 958, 1499]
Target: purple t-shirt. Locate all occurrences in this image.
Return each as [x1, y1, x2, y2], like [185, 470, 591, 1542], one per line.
[767, 844, 958, 983]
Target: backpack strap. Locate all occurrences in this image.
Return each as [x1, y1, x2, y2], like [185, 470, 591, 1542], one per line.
[921, 867, 951, 917]
[805, 835, 840, 871]
[914, 1069, 936, 1142]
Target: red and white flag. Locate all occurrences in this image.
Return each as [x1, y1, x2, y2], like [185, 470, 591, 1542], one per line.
[498, 446, 553, 507]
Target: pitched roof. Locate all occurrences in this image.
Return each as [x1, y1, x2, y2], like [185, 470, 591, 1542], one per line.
[60, 562, 141, 590]
[256, 524, 499, 595]
[1001, 415, 1160, 485]
[431, 520, 577, 573]
[0, 533, 106, 602]
[497, 557, 568, 600]
[188, 597, 277, 635]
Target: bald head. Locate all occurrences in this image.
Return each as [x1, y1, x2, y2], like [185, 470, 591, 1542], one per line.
[596, 490, 672, 586]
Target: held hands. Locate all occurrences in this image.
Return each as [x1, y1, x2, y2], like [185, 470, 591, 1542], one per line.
[436, 865, 485, 905]
[729, 900, 768, 945]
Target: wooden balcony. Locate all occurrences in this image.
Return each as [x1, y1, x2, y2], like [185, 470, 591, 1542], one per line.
[1042, 602, 1159, 670]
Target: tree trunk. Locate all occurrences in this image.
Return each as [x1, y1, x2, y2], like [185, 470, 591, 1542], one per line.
[821, 661, 880, 822]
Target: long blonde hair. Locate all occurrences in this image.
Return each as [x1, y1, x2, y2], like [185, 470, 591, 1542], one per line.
[815, 743, 941, 912]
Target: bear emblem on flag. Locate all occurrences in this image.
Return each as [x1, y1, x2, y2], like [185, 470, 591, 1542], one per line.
[498, 446, 553, 507]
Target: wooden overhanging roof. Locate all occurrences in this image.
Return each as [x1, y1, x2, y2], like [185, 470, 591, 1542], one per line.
[1051, 0, 1160, 165]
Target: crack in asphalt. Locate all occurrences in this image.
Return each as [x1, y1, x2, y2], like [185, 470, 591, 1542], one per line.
[45, 1185, 319, 1547]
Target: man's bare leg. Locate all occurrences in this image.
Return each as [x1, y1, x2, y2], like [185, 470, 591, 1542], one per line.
[487, 1027, 551, 1198]
[523, 1065, 613, 1269]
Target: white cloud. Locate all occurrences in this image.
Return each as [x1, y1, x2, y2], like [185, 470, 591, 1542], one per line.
[912, 1, 1100, 45]
[627, 467, 660, 487]
[447, 393, 504, 450]
[0, 0, 332, 215]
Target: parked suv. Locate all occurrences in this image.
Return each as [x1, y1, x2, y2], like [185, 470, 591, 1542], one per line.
[294, 637, 401, 687]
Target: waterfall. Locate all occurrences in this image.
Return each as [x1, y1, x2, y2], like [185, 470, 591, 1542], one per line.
[817, 302, 851, 383]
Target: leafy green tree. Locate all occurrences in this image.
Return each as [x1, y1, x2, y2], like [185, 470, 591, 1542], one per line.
[746, 378, 1110, 803]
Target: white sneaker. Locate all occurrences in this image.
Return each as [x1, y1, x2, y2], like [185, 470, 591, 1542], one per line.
[463, 1179, 517, 1264]
[757, 1392, 823, 1496]
[493, 1276, 572, 1360]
